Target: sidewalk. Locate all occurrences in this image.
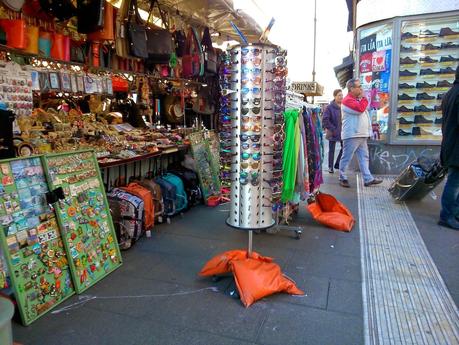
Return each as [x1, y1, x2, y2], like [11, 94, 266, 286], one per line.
[11, 173, 459, 345]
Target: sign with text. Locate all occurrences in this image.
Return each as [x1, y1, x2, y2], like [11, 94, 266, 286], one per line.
[290, 82, 324, 96]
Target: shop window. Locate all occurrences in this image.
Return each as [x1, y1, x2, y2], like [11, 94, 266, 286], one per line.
[358, 23, 393, 142]
[395, 16, 459, 142]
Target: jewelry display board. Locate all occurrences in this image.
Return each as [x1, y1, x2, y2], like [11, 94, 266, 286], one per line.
[42, 151, 122, 293]
[224, 44, 287, 230]
[396, 16, 459, 141]
[0, 156, 75, 325]
[189, 131, 221, 202]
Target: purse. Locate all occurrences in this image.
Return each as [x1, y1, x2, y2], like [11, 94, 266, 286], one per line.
[112, 75, 129, 92]
[77, 0, 105, 34]
[144, 0, 172, 64]
[70, 40, 86, 63]
[51, 31, 70, 61]
[38, 29, 51, 57]
[24, 23, 39, 54]
[182, 27, 202, 78]
[115, 1, 130, 58]
[127, 0, 148, 58]
[174, 29, 186, 57]
[39, 0, 76, 21]
[0, 19, 26, 49]
[87, 1, 115, 41]
[201, 27, 217, 75]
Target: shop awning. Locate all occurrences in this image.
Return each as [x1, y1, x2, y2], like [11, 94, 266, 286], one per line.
[135, 0, 264, 43]
[334, 54, 354, 89]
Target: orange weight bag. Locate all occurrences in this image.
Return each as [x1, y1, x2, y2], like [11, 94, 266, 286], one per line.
[231, 258, 304, 307]
[121, 182, 155, 230]
[307, 192, 355, 232]
[199, 250, 273, 277]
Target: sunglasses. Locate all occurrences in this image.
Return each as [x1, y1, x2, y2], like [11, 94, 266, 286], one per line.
[241, 107, 261, 115]
[242, 98, 261, 106]
[241, 152, 261, 161]
[241, 142, 261, 150]
[242, 56, 262, 66]
[241, 87, 262, 95]
[241, 161, 260, 169]
[240, 134, 261, 142]
[241, 48, 261, 56]
[241, 124, 261, 132]
[242, 67, 262, 75]
[241, 115, 262, 123]
[242, 76, 262, 86]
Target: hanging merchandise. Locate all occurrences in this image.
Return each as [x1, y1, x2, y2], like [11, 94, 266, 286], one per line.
[226, 44, 287, 230]
[0, 156, 75, 325]
[39, 0, 77, 21]
[145, 0, 173, 64]
[0, 62, 34, 118]
[201, 27, 217, 75]
[87, 1, 115, 41]
[42, 151, 122, 293]
[77, 0, 105, 34]
[114, 0, 131, 59]
[127, 0, 148, 59]
[0, 17, 27, 50]
[182, 27, 204, 78]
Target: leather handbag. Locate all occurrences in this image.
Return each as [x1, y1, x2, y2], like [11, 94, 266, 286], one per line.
[24, 24, 39, 54]
[70, 40, 86, 63]
[174, 29, 186, 57]
[201, 27, 217, 75]
[51, 31, 70, 61]
[87, 1, 115, 41]
[0, 19, 26, 49]
[38, 29, 51, 57]
[115, 1, 130, 58]
[127, 0, 148, 58]
[1, 0, 24, 11]
[77, 0, 105, 34]
[112, 75, 129, 92]
[144, 0, 172, 64]
[182, 28, 202, 78]
[39, 0, 76, 21]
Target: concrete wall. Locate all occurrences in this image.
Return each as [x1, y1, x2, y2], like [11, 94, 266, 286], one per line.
[368, 142, 440, 175]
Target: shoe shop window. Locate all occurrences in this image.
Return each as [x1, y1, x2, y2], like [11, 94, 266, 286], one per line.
[395, 16, 459, 142]
[358, 23, 393, 142]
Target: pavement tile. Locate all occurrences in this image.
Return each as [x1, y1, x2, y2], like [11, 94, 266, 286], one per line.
[333, 236, 361, 257]
[257, 302, 363, 345]
[328, 278, 363, 315]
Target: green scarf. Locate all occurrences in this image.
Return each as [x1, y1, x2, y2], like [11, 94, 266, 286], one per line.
[282, 108, 301, 202]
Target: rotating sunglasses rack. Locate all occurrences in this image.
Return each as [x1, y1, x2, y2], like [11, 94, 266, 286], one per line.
[221, 44, 287, 231]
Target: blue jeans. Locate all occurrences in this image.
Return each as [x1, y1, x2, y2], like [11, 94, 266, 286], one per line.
[440, 167, 459, 222]
[339, 137, 374, 183]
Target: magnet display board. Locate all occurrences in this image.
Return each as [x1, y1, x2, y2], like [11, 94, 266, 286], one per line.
[0, 157, 75, 325]
[42, 151, 122, 293]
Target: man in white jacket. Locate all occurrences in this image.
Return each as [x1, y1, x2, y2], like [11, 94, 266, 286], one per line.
[339, 78, 382, 188]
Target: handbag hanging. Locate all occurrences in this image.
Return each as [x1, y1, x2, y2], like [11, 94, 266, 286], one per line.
[77, 0, 105, 34]
[115, 4, 130, 58]
[51, 30, 71, 61]
[87, 1, 115, 41]
[201, 27, 217, 75]
[174, 29, 186, 57]
[39, 0, 76, 21]
[127, 0, 148, 59]
[24, 18, 39, 54]
[145, 0, 172, 64]
[70, 40, 87, 63]
[0, 17, 26, 49]
[182, 27, 202, 78]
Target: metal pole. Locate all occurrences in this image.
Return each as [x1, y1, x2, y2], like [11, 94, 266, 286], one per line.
[312, 0, 317, 104]
[247, 231, 253, 256]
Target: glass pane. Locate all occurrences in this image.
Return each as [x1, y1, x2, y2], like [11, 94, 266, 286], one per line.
[358, 23, 393, 141]
[395, 16, 459, 141]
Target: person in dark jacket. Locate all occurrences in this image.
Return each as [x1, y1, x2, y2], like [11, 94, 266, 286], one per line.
[439, 64, 459, 230]
[322, 89, 343, 173]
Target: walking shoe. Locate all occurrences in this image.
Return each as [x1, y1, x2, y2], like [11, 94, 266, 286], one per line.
[399, 93, 416, 100]
[416, 81, 435, 88]
[398, 117, 414, 124]
[398, 129, 412, 136]
[434, 117, 442, 124]
[438, 218, 459, 230]
[334, 164, 340, 170]
[412, 127, 421, 136]
[440, 55, 459, 62]
[439, 27, 459, 37]
[364, 178, 383, 187]
[420, 29, 438, 37]
[414, 115, 433, 124]
[437, 93, 445, 100]
[440, 67, 455, 74]
[421, 43, 441, 51]
[420, 128, 433, 135]
[437, 80, 453, 87]
[398, 105, 414, 112]
[340, 179, 350, 188]
[401, 32, 418, 39]
[419, 56, 438, 63]
[419, 68, 439, 75]
[328, 168, 334, 174]
[414, 105, 434, 112]
[401, 45, 417, 52]
[432, 129, 443, 136]
[400, 57, 417, 64]
[416, 92, 435, 100]
[441, 42, 459, 49]
[399, 83, 416, 89]
[399, 69, 418, 76]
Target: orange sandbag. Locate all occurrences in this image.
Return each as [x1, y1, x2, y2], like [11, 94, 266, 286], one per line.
[231, 258, 304, 307]
[199, 250, 273, 277]
[307, 193, 355, 231]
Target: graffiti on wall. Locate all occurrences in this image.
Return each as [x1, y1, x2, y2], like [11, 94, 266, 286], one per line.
[370, 145, 438, 173]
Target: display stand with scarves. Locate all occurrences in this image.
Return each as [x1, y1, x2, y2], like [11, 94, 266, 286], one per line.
[0, 150, 122, 325]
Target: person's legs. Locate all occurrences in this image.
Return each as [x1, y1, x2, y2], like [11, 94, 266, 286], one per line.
[354, 138, 374, 184]
[440, 167, 459, 229]
[328, 140, 336, 171]
[339, 138, 359, 182]
[334, 141, 343, 170]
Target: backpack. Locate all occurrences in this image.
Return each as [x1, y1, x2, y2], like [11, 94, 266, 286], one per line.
[121, 183, 155, 230]
[168, 169, 202, 208]
[137, 179, 165, 223]
[107, 188, 144, 250]
[162, 173, 188, 213]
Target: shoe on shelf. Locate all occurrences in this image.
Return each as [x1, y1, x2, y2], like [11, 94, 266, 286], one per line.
[414, 105, 434, 112]
[398, 129, 412, 136]
[440, 55, 459, 62]
[419, 68, 439, 75]
[328, 168, 334, 174]
[401, 45, 418, 52]
[437, 80, 453, 87]
[416, 81, 436, 88]
[419, 29, 437, 38]
[420, 128, 433, 135]
[419, 56, 438, 63]
[434, 105, 442, 111]
[340, 179, 350, 188]
[399, 83, 416, 89]
[438, 218, 459, 230]
[400, 57, 417, 64]
[440, 67, 455, 74]
[399, 93, 416, 100]
[401, 32, 418, 39]
[437, 93, 445, 100]
[421, 43, 441, 51]
[414, 115, 433, 124]
[416, 92, 436, 100]
[441, 42, 459, 49]
[434, 117, 442, 124]
[412, 127, 421, 136]
[364, 178, 383, 187]
[398, 117, 414, 124]
[398, 105, 414, 112]
[439, 27, 459, 37]
[400, 69, 418, 76]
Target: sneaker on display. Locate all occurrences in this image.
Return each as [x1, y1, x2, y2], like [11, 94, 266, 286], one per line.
[440, 55, 459, 62]
[401, 45, 418, 52]
[399, 83, 416, 89]
[400, 57, 418, 64]
[416, 92, 436, 100]
[400, 70, 418, 76]
[421, 43, 441, 51]
[419, 56, 438, 63]
[399, 93, 416, 100]
[439, 27, 459, 37]
[441, 42, 459, 49]
[416, 81, 436, 88]
[398, 105, 415, 112]
[420, 68, 439, 75]
[437, 80, 453, 87]
[401, 32, 418, 39]
[412, 127, 421, 136]
[398, 117, 414, 124]
[440, 67, 456, 74]
[414, 105, 434, 112]
[434, 117, 442, 124]
[414, 115, 433, 124]
[398, 129, 412, 136]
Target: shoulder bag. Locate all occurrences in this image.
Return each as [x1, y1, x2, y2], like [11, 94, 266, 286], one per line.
[145, 0, 172, 64]
[201, 27, 217, 75]
[77, 0, 105, 34]
[115, 0, 131, 58]
[182, 27, 203, 78]
[88, 1, 115, 41]
[127, 0, 148, 58]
